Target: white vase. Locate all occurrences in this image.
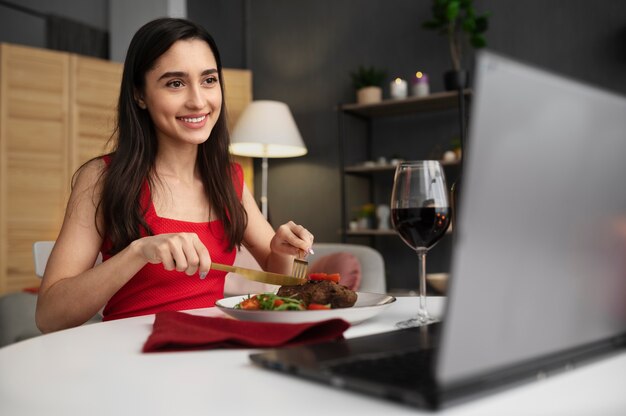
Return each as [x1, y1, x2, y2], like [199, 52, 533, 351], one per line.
[356, 86, 382, 105]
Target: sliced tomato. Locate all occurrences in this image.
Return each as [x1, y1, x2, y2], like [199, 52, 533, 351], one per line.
[308, 272, 340, 283]
[273, 299, 284, 307]
[239, 296, 260, 310]
[307, 303, 331, 310]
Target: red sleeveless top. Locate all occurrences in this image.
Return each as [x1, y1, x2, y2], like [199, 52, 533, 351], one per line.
[100, 158, 243, 321]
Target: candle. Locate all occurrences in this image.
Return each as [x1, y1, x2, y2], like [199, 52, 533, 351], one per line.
[412, 71, 430, 97]
[390, 77, 408, 99]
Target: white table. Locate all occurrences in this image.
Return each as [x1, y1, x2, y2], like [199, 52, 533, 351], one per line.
[1, 297, 624, 416]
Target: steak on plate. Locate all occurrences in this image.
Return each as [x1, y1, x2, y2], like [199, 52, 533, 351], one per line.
[276, 280, 357, 309]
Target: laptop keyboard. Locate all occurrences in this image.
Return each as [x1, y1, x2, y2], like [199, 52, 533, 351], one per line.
[326, 348, 435, 389]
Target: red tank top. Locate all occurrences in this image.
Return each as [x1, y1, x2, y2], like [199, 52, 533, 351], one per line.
[100, 158, 243, 321]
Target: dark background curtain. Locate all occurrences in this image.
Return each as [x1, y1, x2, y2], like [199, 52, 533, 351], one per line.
[46, 14, 109, 59]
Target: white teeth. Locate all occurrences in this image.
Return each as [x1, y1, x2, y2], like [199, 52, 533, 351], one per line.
[180, 115, 206, 123]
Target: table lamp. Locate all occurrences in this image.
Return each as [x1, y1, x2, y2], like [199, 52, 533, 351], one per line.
[230, 100, 307, 219]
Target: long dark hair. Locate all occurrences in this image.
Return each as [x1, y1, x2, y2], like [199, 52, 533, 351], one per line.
[99, 18, 247, 254]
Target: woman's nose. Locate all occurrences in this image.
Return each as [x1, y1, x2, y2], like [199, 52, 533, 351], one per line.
[186, 85, 204, 109]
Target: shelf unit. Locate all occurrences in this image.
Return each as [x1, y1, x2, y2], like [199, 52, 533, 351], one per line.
[336, 90, 470, 289]
[344, 159, 460, 174]
[337, 90, 469, 237]
[340, 90, 469, 117]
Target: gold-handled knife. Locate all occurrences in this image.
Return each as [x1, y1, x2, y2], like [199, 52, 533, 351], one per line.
[211, 263, 307, 286]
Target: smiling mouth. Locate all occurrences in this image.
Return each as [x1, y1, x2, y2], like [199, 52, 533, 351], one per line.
[177, 114, 207, 123]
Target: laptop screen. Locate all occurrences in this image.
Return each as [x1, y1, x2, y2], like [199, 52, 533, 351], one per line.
[437, 51, 626, 385]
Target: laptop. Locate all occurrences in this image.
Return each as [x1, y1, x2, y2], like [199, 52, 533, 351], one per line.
[249, 51, 626, 409]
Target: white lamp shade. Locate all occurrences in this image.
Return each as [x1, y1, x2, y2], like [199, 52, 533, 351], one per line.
[230, 100, 307, 158]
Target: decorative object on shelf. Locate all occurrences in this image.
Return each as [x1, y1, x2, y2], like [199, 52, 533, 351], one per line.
[231, 100, 307, 219]
[450, 136, 462, 160]
[390, 156, 404, 166]
[390, 77, 408, 99]
[357, 203, 377, 229]
[376, 204, 391, 230]
[442, 150, 457, 162]
[411, 72, 430, 97]
[422, 0, 489, 91]
[350, 65, 386, 105]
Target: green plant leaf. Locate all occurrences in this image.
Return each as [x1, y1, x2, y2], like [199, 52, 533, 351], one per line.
[446, 1, 460, 22]
[475, 15, 489, 33]
[462, 17, 476, 32]
[466, 5, 476, 18]
[470, 33, 487, 48]
[350, 65, 386, 89]
[422, 0, 490, 62]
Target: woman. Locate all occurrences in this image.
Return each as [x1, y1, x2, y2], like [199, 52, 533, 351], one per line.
[36, 18, 314, 333]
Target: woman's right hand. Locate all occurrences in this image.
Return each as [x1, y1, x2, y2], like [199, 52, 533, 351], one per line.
[134, 233, 211, 278]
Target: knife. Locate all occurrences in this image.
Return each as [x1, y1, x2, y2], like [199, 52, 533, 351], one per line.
[211, 263, 307, 286]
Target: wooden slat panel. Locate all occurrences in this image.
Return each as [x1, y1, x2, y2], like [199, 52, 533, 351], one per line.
[0, 43, 255, 295]
[70, 55, 121, 172]
[0, 43, 70, 294]
[6, 220, 55, 291]
[223, 68, 254, 193]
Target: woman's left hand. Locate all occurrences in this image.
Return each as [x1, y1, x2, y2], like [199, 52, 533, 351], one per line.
[270, 221, 315, 258]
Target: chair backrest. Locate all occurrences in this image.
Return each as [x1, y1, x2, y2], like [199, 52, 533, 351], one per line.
[33, 241, 102, 278]
[33, 241, 55, 278]
[223, 246, 278, 296]
[308, 243, 386, 294]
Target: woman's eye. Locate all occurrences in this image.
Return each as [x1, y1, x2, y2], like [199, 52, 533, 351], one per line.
[204, 76, 218, 86]
[167, 80, 184, 88]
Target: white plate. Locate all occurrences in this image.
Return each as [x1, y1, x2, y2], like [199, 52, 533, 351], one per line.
[215, 292, 396, 325]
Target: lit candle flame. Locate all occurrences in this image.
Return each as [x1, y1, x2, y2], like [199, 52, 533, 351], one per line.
[415, 71, 423, 79]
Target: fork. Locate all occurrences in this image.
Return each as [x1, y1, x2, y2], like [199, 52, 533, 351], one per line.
[291, 249, 311, 279]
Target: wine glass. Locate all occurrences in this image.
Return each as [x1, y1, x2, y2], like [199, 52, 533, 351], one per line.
[391, 161, 451, 328]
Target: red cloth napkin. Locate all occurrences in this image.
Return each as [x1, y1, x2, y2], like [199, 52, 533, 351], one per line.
[142, 311, 351, 352]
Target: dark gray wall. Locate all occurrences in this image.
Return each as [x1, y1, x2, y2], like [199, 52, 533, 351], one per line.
[0, 0, 109, 49]
[188, 0, 626, 290]
[187, 0, 246, 68]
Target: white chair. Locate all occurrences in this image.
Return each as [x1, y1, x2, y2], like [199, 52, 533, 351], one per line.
[307, 243, 386, 294]
[33, 241, 55, 277]
[224, 246, 278, 296]
[0, 241, 58, 347]
[0, 241, 60, 347]
[33, 241, 103, 277]
[0, 291, 39, 347]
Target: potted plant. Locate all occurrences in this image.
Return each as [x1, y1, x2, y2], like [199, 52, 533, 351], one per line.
[422, 0, 489, 90]
[350, 65, 386, 104]
[357, 203, 377, 229]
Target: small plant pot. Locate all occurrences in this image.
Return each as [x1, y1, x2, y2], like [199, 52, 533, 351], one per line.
[443, 70, 469, 91]
[356, 86, 382, 105]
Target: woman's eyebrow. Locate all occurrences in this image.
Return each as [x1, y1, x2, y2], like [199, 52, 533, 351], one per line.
[157, 68, 218, 81]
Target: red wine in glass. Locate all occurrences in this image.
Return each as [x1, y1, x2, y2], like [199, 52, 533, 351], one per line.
[391, 161, 451, 328]
[392, 207, 451, 250]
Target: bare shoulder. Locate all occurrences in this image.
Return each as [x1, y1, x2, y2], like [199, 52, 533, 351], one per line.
[72, 158, 107, 191]
[65, 158, 108, 216]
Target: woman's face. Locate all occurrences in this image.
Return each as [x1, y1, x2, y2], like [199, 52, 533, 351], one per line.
[138, 38, 222, 147]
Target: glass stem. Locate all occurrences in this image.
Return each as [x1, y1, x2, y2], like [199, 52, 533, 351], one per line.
[417, 250, 429, 322]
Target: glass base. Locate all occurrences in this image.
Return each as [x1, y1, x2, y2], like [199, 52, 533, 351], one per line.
[395, 315, 438, 329]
